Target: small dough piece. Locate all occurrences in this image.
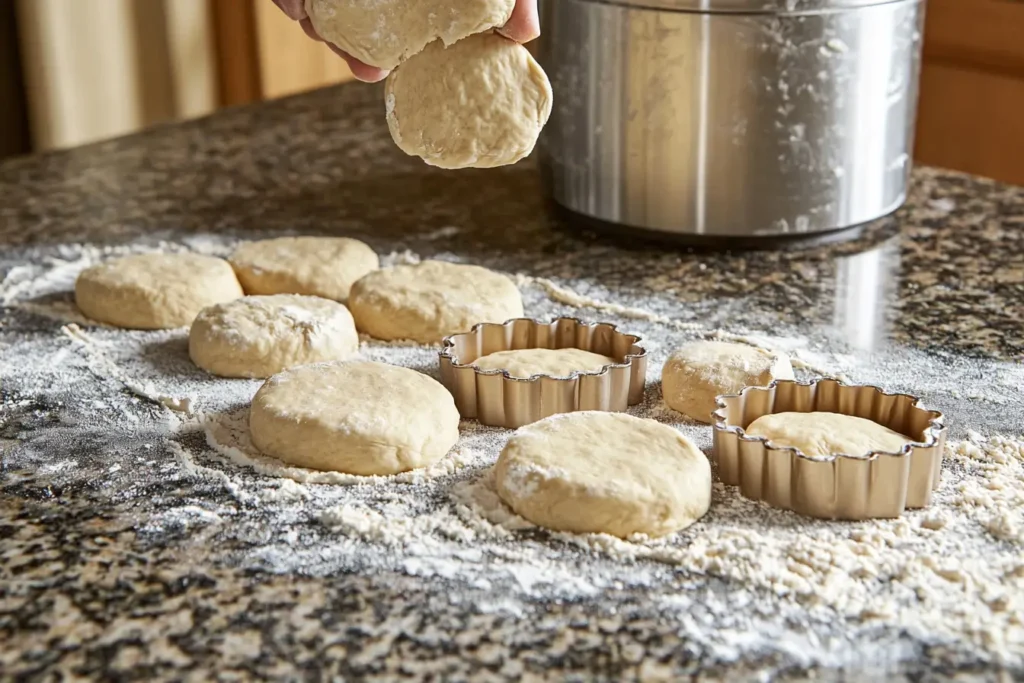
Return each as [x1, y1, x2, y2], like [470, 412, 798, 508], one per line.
[494, 412, 711, 538]
[386, 33, 553, 169]
[662, 341, 794, 424]
[348, 260, 523, 343]
[75, 253, 243, 330]
[305, 0, 515, 71]
[189, 295, 359, 379]
[229, 237, 378, 302]
[473, 348, 617, 379]
[250, 361, 460, 476]
[746, 412, 913, 458]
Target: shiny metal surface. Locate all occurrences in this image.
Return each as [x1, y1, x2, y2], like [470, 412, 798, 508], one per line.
[537, 0, 925, 239]
[712, 379, 946, 520]
[439, 317, 648, 428]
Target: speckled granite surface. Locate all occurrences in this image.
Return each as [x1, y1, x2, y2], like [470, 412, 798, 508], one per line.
[1, 83, 1023, 681]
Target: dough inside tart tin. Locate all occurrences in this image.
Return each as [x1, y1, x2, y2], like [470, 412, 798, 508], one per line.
[744, 411, 915, 459]
[471, 347, 620, 379]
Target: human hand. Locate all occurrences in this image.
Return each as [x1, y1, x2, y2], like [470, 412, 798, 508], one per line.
[271, 0, 540, 83]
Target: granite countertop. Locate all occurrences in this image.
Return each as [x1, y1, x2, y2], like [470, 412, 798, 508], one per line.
[1, 83, 1023, 681]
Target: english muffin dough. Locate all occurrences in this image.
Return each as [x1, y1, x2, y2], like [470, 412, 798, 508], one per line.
[746, 412, 913, 458]
[386, 33, 553, 169]
[662, 341, 794, 424]
[305, 0, 515, 71]
[494, 412, 712, 538]
[229, 237, 378, 303]
[348, 260, 523, 343]
[75, 253, 243, 330]
[473, 348, 617, 379]
[249, 361, 460, 476]
[189, 295, 359, 379]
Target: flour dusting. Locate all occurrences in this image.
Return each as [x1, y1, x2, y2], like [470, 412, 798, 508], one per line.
[3, 233, 1024, 672]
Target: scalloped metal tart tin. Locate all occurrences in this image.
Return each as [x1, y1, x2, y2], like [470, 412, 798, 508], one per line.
[438, 317, 648, 428]
[712, 379, 946, 520]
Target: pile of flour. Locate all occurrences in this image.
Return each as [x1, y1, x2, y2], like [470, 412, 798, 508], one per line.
[2, 233, 1023, 672]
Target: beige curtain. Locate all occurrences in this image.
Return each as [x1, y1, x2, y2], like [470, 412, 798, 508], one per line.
[17, 0, 218, 150]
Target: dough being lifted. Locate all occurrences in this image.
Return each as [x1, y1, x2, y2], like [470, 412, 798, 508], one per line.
[473, 348, 617, 379]
[75, 253, 243, 330]
[348, 260, 523, 343]
[189, 295, 359, 379]
[662, 340, 794, 424]
[386, 33, 553, 169]
[494, 412, 712, 538]
[250, 361, 460, 476]
[229, 237, 378, 303]
[746, 412, 913, 458]
[305, 0, 515, 71]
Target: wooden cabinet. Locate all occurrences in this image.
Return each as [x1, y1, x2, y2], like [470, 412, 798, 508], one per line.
[915, 0, 1024, 186]
[211, 0, 353, 107]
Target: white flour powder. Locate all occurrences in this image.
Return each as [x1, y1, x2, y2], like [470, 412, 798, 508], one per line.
[3, 234, 1023, 671]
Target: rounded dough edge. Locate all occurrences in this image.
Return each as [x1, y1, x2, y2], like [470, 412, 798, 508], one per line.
[385, 33, 553, 170]
[348, 260, 523, 343]
[249, 360, 460, 476]
[494, 412, 712, 538]
[228, 237, 379, 302]
[745, 411, 913, 459]
[661, 340, 794, 424]
[188, 294, 359, 379]
[75, 253, 243, 330]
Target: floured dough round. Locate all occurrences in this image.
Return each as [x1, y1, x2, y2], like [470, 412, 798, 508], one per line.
[250, 361, 460, 476]
[75, 253, 243, 330]
[662, 341, 794, 424]
[494, 412, 712, 538]
[746, 412, 912, 458]
[473, 348, 617, 379]
[229, 237, 378, 302]
[386, 33, 553, 169]
[305, 0, 515, 71]
[189, 295, 359, 379]
[348, 260, 523, 343]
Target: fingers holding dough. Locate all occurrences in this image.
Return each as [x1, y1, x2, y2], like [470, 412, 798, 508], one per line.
[304, 0, 515, 71]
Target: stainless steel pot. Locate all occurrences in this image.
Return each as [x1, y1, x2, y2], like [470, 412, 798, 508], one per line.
[537, 0, 925, 242]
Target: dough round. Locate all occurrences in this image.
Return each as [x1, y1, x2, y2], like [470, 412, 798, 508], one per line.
[662, 341, 794, 424]
[229, 237, 379, 302]
[473, 348, 617, 379]
[75, 253, 243, 330]
[250, 361, 460, 476]
[189, 295, 359, 379]
[386, 33, 553, 169]
[746, 412, 912, 458]
[494, 412, 712, 538]
[305, 0, 515, 71]
[348, 260, 523, 343]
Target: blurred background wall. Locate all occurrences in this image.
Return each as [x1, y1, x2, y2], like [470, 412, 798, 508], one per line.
[0, 0, 1022, 185]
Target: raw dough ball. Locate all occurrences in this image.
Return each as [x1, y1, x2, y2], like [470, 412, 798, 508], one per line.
[473, 348, 617, 379]
[75, 253, 243, 330]
[386, 32, 553, 169]
[662, 341, 794, 424]
[189, 295, 359, 379]
[250, 361, 460, 475]
[229, 237, 378, 302]
[305, 0, 515, 71]
[494, 412, 711, 538]
[746, 412, 912, 458]
[348, 260, 523, 343]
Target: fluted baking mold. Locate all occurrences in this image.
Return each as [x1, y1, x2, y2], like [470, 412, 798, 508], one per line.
[439, 317, 647, 428]
[712, 379, 946, 520]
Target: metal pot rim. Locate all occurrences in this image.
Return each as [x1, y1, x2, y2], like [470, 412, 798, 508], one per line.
[564, 0, 914, 14]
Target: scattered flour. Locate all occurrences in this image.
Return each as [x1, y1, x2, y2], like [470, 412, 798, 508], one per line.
[4, 234, 1024, 671]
